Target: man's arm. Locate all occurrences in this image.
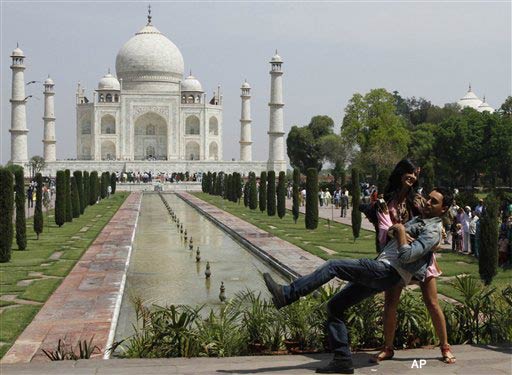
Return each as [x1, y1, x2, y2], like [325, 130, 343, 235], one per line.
[391, 223, 441, 264]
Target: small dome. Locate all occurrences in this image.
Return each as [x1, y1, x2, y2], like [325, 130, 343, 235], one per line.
[181, 74, 203, 92]
[44, 77, 54, 85]
[98, 73, 120, 90]
[241, 81, 251, 89]
[457, 85, 482, 110]
[477, 97, 494, 113]
[11, 47, 24, 57]
[271, 51, 283, 63]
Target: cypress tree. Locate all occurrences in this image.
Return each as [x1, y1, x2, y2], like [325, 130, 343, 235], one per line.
[0, 168, 14, 262]
[224, 174, 231, 200]
[34, 173, 44, 239]
[267, 171, 276, 216]
[71, 176, 80, 218]
[65, 169, 73, 222]
[259, 171, 267, 212]
[292, 168, 300, 224]
[243, 180, 250, 207]
[277, 171, 286, 219]
[96, 174, 101, 201]
[74, 171, 85, 214]
[83, 171, 90, 209]
[236, 173, 243, 203]
[210, 173, 217, 195]
[201, 173, 207, 192]
[479, 194, 499, 285]
[55, 170, 66, 227]
[89, 171, 98, 205]
[10, 166, 26, 250]
[351, 168, 362, 241]
[249, 172, 258, 210]
[110, 172, 116, 194]
[305, 168, 318, 229]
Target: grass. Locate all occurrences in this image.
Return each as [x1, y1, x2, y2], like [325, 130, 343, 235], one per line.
[193, 193, 511, 302]
[0, 192, 129, 359]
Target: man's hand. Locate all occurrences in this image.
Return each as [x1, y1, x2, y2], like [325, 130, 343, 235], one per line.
[389, 224, 408, 247]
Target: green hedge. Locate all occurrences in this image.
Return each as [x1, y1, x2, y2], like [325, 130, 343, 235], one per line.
[55, 170, 66, 227]
[267, 171, 276, 216]
[259, 171, 267, 213]
[292, 168, 300, 224]
[305, 168, 318, 229]
[277, 171, 286, 219]
[0, 168, 14, 262]
[33, 173, 44, 239]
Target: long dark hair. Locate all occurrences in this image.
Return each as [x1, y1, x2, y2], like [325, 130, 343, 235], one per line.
[384, 159, 419, 205]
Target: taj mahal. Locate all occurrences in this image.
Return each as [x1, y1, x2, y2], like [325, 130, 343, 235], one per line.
[8, 8, 286, 176]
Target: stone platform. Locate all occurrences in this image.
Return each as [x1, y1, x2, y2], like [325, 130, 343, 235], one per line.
[1, 344, 510, 374]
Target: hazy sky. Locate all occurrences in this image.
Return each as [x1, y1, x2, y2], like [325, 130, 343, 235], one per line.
[1, 1, 510, 165]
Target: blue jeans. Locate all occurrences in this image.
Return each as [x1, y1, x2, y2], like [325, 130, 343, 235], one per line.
[283, 258, 401, 359]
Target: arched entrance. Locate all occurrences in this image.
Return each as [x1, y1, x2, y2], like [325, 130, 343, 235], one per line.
[185, 141, 200, 160]
[134, 112, 167, 160]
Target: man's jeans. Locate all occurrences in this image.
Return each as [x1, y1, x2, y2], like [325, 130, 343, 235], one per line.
[283, 259, 401, 360]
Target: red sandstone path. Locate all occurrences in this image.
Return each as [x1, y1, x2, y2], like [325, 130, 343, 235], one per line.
[1, 192, 142, 364]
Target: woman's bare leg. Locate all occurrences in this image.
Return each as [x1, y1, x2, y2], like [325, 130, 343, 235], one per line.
[383, 284, 403, 347]
[420, 277, 448, 345]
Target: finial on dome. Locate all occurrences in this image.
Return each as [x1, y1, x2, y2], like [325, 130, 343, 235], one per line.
[147, 4, 152, 25]
[190, 69, 192, 76]
[468, 83, 472, 92]
[108, 67, 111, 74]
[17, 42, 19, 48]
[483, 95, 486, 102]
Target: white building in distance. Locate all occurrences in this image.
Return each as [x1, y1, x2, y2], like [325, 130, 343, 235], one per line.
[457, 84, 495, 113]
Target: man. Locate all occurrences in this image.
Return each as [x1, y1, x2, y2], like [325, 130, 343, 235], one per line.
[263, 187, 452, 374]
[461, 206, 472, 254]
[340, 193, 349, 218]
[474, 199, 484, 216]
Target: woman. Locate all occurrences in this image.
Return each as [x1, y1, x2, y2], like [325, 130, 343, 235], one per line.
[371, 159, 456, 364]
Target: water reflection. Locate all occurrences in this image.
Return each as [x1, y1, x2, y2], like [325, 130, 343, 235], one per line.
[114, 193, 286, 342]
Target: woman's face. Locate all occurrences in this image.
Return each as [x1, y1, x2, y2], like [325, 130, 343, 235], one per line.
[401, 171, 417, 189]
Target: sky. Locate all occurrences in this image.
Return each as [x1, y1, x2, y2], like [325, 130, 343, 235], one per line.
[1, 0, 510, 165]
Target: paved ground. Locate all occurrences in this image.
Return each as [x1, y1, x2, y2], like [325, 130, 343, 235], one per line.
[1, 344, 510, 374]
[1, 193, 142, 364]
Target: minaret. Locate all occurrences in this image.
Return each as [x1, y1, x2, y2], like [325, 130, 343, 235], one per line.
[267, 51, 286, 172]
[43, 76, 56, 161]
[239, 80, 252, 161]
[9, 45, 29, 165]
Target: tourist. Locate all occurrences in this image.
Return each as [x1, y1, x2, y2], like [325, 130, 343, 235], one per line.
[324, 189, 332, 207]
[263, 187, 454, 374]
[27, 185, 33, 208]
[319, 189, 325, 207]
[453, 223, 463, 253]
[461, 206, 472, 254]
[469, 211, 479, 256]
[475, 199, 485, 216]
[370, 159, 455, 365]
[301, 188, 306, 206]
[340, 191, 349, 218]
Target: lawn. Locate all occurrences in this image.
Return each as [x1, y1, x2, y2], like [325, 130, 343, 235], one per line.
[0, 192, 129, 359]
[193, 193, 511, 302]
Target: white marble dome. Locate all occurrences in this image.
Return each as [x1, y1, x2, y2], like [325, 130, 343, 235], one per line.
[11, 47, 24, 57]
[477, 97, 495, 113]
[457, 86, 482, 110]
[271, 52, 283, 63]
[115, 24, 184, 83]
[241, 81, 251, 89]
[181, 74, 203, 92]
[98, 73, 120, 90]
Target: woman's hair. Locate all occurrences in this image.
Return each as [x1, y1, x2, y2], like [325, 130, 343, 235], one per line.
[383, 158, 419, 204]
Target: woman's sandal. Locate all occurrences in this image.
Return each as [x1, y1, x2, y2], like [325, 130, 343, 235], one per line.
[441, 344, 456, 364]
[369, 346, 394, 363]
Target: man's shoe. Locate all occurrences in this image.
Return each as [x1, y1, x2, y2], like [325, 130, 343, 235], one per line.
[315, 359, 354, 374]
[263, 273, 287, 309]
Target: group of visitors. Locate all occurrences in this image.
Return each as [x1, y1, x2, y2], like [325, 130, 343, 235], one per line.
[114, 171, 200, 184]
[445, 201, 482, 257]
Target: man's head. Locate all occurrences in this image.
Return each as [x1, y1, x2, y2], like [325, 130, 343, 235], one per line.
[423, 187, 453, 218]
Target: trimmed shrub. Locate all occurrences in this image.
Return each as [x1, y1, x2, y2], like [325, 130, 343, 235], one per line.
[65, 169, 72, 222]
[305, 168, 318, 230]
[479, 194, 499, 285]
[89, 171, 98, 205]
[210, 173, 217, 195]
[0, 168, 14, 262]
[71, 176, 80, 218]
[259, 171, 267, 212]
[277, 171, 286, 219]
[249, 172, 258, 210]
[55, 170, 66, 227]
[236, 173, 243, 203]
[74, 171, 85, 214]
[351, 168, 362, 240]
[267, 171, 276, 216]
[243, 181, 250, 207]
[110, 172, 116, 194]
[292, 168, 300, 224]
[83, 171, 90, 209]
[34, 173, 44, 239]
[9, 165, 26, 250]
